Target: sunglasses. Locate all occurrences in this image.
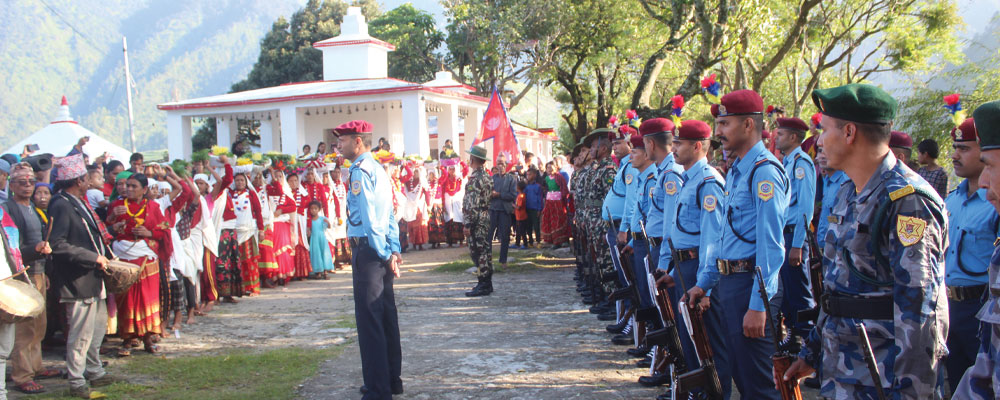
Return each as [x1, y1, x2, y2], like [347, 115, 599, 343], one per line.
[12, 179, 37, 186]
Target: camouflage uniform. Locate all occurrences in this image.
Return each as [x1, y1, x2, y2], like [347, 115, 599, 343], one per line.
[588, 156, 619, 293]
[574, 162, 596, 283]
[953, 246, 1000, 399]
[799, 153, 948, 399]
[463, 166, 494, 278]
[570, 164, 590, 277]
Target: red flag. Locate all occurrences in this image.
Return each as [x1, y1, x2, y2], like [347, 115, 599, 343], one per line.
[473, 86, 522, 170]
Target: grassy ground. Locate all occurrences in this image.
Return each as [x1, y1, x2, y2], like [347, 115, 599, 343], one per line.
[37, 343, 349, 400]
[432, 248, 570, 273]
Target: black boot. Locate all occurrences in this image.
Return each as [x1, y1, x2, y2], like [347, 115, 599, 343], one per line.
[465, 277, 485, 297]
[467, 275, 493, 297]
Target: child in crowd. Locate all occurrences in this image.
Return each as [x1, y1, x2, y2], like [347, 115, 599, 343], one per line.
[307, 200, 334, 279]
[85, 167, 108, 216]
[514, 181, 529, 249]
[524, 168, 544, 247]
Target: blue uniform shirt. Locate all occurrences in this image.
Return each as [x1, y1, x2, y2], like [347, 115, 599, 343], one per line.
[629, 162, 659, 243]
[817, 170, 848, 242]
[719, 140, 788, 311]
[782, 147, 816, 249]
[619, 158, 641, 232]
[645, 154, 683, 242]
[602, 154, 631, 221]
[665, 158, 725, 289]
[346, 151, 401, 260]
[945, 180, 999, 287]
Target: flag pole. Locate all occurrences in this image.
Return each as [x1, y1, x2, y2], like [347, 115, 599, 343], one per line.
[123, 36, 137, 153]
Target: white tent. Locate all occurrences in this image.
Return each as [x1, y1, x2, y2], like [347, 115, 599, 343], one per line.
[5, 96, 132, 163]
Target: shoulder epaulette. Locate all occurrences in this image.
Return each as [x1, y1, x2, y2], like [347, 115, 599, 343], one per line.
[888, 185, 915, 201]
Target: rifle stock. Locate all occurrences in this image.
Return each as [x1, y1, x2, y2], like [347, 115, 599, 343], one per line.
[755, 267, 803, 400]
[800, 215, 824, 324]
[673, 304, 723, 399]
[857, 323, 888, 400]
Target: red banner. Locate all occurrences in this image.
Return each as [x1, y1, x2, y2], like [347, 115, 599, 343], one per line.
[473, 86, 521, 169]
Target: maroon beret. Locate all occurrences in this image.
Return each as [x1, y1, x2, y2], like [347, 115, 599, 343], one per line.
[676, 120, 712, 140]
[616, 125, 637, 141]
[889, 131, 912, 149]
[333, 120, 373, 136]
[639, 118, 676, 137]
[951, 118, 977, 142]
[629, 134, 645, 149]
[710, 89, 764, 117]
[776, 117, 809, 132]
[761, 130, 773, 140]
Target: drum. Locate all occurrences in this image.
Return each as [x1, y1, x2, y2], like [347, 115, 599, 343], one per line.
[103, 259, 142, 294]
[0, 277, 44, 324]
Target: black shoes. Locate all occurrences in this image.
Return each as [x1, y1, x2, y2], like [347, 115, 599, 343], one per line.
[612, 333, 635, 346]
[465, 277, 493, 297]
[636, 355, 652, 368]
[638, 372, 670, 387]
[606, 319, 628, 334]
[627, 345, 650, 358]
[597, 310, 617, 321]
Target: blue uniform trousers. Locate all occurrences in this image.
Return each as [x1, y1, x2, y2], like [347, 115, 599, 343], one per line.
[717, 271, 781, 399]
[778, 229, 813, 336]
[947, 295, 988, 391]
[606, 224, 632, 310]
[631, 237, 652, 308]
[670, 258, 732, 398]
[352, 241, 402, 400]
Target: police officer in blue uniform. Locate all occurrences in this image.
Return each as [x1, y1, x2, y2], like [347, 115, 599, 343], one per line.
[602, 128, 637, 343]
[621, 133, 658, 357]
[773, 117, 817, 351]
[944, 117, 999, 392]
[815, 149, 848, 245]
[707, 89, 788, 398]
[335, 120, 404, 400]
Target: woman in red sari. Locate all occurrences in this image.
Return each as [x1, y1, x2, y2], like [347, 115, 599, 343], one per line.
[209, 160, 243, 303]
[229, 171, 264, 296]
[541, 161, 570, 247]
[108, 173, 170, 355]
[286, 173, 312, 279]
[266, 169, 296, 284]
[253, 171, 279, 288]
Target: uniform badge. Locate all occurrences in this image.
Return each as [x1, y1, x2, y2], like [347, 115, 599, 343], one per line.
[795, 167, 805, 180]
[351, 180, 361, 195]
[757, 180, 775, 201]
[664, 181, 677, 195]
[625, 174, 634, 185]
[896, 215, 927, 247]
[889, 185, 915, 201]
[718, 104, 727, 114]
[703, 195, 717, 212]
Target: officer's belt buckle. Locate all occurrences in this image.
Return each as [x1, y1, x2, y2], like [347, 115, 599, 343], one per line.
[348, 237, 368, 248]
[948, 284, 987, 302]
[631, 232, 645, 241]
[647, 237, 662, 247]
[675, 247, 698, 263]
[716, 258, 753, 275]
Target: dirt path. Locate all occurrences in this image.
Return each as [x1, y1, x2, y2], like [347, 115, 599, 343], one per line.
[298, 245, 664, 400]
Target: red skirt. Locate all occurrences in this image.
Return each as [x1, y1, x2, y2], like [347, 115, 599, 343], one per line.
[272, 222, 295, 279]
[541, 199, 569, 245]
[408, 211, 428, 245]
[116, 257, 162, 339]
[200, 250, 218, 302]
[258, 228, 280, 280]
[240, 237, 260, 295]
[446, 221, 464, 244]
[294, 244, 312, 278]
[428, 207, 446, 244]
[334, 239, 351, 265]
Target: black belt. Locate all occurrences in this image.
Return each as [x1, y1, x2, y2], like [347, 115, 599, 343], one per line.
[717, 258, 754, 275]
[820, 293, 894, 320]
[993, 287, 1000, 297]
[348, 237, 369, 248]
[631, 232, 646, 241]
[648, 237, 662, 247]
[784, 225, 795, 235]
[674, 247, 698, 263]
[948, 284, 987, 302]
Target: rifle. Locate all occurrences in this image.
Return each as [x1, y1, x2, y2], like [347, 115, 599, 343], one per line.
[642, 235, 687, 376]
[667, 238, 723, 399]
[798, 215, 825, 323]
[755, 266, 803, 400]
[857, 323, 888, 400]
[606, 217, 639, 305]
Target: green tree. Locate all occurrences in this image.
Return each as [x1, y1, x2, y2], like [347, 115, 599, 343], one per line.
[368, 4, 445, 83]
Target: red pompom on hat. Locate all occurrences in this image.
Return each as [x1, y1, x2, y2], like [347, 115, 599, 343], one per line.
[776, 117, 809, 132]
[710, 89, 764, 117]
[811, 113, 823, 128]
[629, 134, 645, 149]
[333, 120, 373, 136]
[951, 117, 977, 142]
[889, 131, 913, 149]
[676, 120, 712, 140]
[638, 118, 675, 137]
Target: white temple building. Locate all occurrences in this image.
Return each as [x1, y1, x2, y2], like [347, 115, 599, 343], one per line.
[5, 96, 132, 162]
[159, 6, 556, 161]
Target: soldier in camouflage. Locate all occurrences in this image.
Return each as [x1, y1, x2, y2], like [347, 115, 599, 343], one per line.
[783, 84, 949, 399]
[463, 145, 495, 297]
[587, 132, 621, 309]
[570, 144, 594, 301]
[954, 100, 1000, 398]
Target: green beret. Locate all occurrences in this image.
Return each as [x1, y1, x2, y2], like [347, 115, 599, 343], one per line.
[811, 83, 897, 125]
[974, 100, 1000, 151]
